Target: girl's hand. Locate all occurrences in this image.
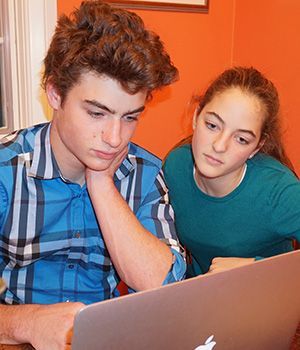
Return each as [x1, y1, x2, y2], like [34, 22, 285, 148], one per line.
[207, 257, 255, 274]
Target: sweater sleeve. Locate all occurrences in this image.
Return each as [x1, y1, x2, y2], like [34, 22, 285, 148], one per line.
[269, 171, 300, 242]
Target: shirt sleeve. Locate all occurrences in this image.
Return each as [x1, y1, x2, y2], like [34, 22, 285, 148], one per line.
[135, 169, 186, 283]
[0, 181, 8, 229]
[0, 182, 9, 303]
[126, 249, 186, 294]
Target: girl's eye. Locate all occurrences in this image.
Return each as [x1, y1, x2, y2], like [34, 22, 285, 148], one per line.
[205, 121, 218, 130]
[87, 111, 105, 119]
[236, 136, 249, 145]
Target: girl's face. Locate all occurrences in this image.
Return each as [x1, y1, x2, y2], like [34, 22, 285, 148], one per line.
[192, 87, 265, 185]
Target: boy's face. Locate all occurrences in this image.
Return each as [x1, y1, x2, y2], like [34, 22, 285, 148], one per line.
[48, 72, 147, 173]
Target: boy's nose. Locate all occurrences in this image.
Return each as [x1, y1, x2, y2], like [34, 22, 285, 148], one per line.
[102, 118, 122, 148]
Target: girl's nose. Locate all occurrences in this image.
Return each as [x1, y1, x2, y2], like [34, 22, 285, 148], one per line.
[212, 132, 229, 153]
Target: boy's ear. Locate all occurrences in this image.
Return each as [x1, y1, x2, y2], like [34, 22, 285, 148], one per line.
[46, 83, 62, 110]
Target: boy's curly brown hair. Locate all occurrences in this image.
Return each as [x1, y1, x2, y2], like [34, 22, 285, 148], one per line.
[42, 0, 178, 103]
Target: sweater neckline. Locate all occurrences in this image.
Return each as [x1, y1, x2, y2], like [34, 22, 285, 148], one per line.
[192, 164, 248, 201]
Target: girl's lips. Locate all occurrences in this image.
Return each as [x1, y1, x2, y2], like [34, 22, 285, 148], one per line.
[204, 153, 224, 165]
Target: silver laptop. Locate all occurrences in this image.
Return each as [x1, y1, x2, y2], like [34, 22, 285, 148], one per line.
[72, 250, 300, 350]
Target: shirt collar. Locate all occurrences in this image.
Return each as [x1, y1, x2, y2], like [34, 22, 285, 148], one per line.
[28, 122, 135, 181]
[114, 146, 135, 181]
[28, 123, 60, 179]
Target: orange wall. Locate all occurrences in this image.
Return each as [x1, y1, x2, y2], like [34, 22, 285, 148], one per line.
[57, 0, 300, 174]
[233, 0, 300, 174]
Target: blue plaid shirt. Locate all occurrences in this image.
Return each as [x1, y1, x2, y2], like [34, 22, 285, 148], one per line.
[0, 123, 185, 305]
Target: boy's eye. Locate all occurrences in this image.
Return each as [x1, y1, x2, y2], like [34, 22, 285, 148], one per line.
[124, 115, 138, 122]
[88, 111, 105, 118]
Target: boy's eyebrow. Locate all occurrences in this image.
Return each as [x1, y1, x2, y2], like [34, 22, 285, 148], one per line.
[84, 99, 145, 116]
[206, 111, 257, 138]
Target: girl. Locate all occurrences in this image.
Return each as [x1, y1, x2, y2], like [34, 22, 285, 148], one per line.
[164, 66, 300, 277]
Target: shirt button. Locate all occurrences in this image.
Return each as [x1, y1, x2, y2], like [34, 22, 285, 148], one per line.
[68, 264, 74, 269]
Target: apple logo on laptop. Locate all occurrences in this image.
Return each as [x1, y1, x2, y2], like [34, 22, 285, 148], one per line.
[194, 335, 216, 350]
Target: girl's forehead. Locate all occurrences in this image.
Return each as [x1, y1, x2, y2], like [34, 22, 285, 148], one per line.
[207, 88, 264, 114]
[202, 88, 265, 132]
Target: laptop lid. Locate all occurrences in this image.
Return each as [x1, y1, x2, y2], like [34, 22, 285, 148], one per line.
[72, 250, 300, 350]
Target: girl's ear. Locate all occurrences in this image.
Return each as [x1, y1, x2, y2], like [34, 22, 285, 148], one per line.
[248, 139, 265, 159]
[192, 109, 199, 130]
[46, 83, 62, 110]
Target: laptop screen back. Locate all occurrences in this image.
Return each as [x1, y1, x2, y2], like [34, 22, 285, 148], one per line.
[72, 250, 300, 350]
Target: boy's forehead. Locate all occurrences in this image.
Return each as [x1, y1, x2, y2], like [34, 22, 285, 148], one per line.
[71, 72, 143, 95]
[65, 72, 148, 111]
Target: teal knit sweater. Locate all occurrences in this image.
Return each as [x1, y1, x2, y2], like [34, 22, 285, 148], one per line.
[164, 144, 300, 276]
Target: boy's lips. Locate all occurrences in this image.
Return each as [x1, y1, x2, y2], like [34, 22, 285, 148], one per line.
[93, 149, 118, 160]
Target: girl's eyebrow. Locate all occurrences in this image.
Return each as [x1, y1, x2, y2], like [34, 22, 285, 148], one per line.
[84, 99, 145, 116]
[206, 111, 257, 138]
[206, 111, 224, 124]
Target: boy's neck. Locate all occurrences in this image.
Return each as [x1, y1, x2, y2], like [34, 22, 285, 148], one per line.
[50, 120, 86, 186]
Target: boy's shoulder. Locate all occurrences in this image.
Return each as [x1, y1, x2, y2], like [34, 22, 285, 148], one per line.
[0, 123, 48, 163]
[129, 142, 162, 169]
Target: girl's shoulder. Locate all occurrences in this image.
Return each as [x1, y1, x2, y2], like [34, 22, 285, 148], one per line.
[164, 143, 193, 167]
[250, 153, 295, 173]
[163, 144, 194, 186]
[248, 153, 298, 186]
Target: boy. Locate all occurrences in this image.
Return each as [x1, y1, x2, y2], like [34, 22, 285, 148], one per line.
[0, 1, 185, 349]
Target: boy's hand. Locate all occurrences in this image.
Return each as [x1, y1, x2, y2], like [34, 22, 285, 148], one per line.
[86, 145, 128, 187]
[26, 302, 84, 350]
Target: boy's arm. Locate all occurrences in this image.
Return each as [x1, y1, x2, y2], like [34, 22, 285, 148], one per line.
[86, 147, 185, 291]
[87, 173, 173, 291]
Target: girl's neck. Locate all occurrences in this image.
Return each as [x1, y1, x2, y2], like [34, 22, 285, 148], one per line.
[194, 164, 247, 197]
